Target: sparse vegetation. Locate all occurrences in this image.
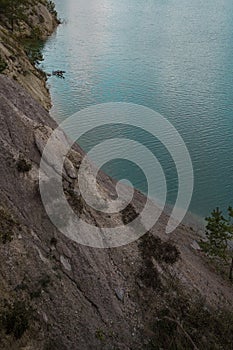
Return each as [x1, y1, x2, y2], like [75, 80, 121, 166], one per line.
[15, 274, 51, 300]
[121, 203, 138, 225]
[29, 25, 43, 40]
[138, 233, 180, 290]
[50, 236, 58, 247]
[0, 300, 31, 339]
[139, 234, 233, 350]
[147, 278, 233, 350]
[24, 43, 44, 66]
[0, 0, 57, 32]
[0, 206, 17, 243]
[39, 274, 51, 289]
[29, 274, 51, 299]
[16, 155, 32, 172]
[46, 0, 57, 17]
[139, 258, 162, 290]
[139, 233, 180, 265]
[0, 54, 8, 73]
[0, 0, 58, 111]
[66, 187, 84, 215]
[95, 329, 105, 341]
[0, 0, 30, 31]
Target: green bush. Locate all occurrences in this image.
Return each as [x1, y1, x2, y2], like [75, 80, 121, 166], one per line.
[46, 0, 57, 15]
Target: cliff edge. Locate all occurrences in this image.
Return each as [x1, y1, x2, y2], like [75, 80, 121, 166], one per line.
[0, 75, 233, 349]
[0, 0, 59, 110]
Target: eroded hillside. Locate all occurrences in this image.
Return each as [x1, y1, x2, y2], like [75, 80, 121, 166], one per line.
[0, 75, 233, 349]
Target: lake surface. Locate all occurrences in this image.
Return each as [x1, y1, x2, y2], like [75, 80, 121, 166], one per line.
[41, 0, 233, 221]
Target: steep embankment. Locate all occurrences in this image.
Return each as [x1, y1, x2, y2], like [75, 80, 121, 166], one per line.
[0, 0, 58, 110]
[0, 75, 233, 350]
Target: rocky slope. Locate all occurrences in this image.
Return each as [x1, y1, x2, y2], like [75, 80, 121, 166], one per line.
[0, 0, 58, 110]
[0, 75, 233, 350]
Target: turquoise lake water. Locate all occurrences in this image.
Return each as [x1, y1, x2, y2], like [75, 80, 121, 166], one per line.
[40, 0, 233, 221]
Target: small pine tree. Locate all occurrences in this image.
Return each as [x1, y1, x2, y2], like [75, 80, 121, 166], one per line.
[201, 207, 233, 280]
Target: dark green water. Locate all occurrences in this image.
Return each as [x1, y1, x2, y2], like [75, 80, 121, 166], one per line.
[41, 0, 233, 221]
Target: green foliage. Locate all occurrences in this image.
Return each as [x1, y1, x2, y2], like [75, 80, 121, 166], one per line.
[29, 48, 44, 65]
[200, 207, 233, 279]
[95, 329, 105, 341]
[0, 0, 31, 31]
[202, 208, 231, 259]
[23, 41, 44, 65]
[46, 0, 57, 16]
[30, 25, 43, 40]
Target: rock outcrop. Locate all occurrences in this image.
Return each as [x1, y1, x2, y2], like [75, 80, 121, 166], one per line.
[0, 75, 233, 349]
[0, 0, 59, 110]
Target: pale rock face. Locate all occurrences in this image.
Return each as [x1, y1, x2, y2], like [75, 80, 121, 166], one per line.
[64, 158, 77, 179]
[190, 240, 201, 251]
[0, 75, 233, 349]
[34, 125, 77, 181]
[0, 1, 59, 110]
[60, 255, 72, 271]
